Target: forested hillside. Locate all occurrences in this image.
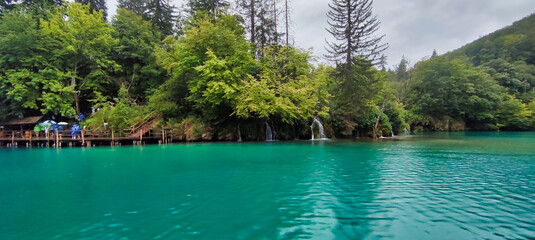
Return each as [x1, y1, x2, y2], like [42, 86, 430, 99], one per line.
[0, 0, 533, 141]
[393, 14, 535, 131]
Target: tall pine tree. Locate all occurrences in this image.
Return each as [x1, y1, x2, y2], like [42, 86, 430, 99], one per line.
[325, 0, 387, 68]
[145, 0, 175, 36]
[186, 0, 229, 16]
[236, 0, 279, 57]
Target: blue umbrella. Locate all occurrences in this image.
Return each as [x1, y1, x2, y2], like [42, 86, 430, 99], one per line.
[53, 124, 63, 132]
[42, 120, 56, 132]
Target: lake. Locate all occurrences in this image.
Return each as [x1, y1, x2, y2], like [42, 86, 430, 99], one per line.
[0, 132, 534, 239]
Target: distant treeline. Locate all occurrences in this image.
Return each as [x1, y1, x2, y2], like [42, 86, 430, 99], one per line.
[0, 1, 533, 141]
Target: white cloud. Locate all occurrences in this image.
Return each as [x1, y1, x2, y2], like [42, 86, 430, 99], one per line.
[107, 0, 535, 68]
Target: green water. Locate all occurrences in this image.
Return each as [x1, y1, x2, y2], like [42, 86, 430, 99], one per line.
[0, 132, 534, 239]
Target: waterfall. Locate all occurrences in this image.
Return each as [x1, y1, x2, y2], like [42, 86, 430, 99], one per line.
[237, 124, 242, 142]
[266, 122, 273, 141]
[311, 116, 327, 140]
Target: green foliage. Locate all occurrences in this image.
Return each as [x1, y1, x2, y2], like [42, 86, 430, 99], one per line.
[84, 87, 151, 132]
[75, 0, 107, 20]
[407, 57, 502, 129]
[40, 2, 119, 115]
[145, 0, 176, 36]
[329, 58, 386, 136]
[495, 94, 533, 130]
[0, 7, 75, 117]
[436, 13, 535, 131]
[152, 14, 256, 121]
[187, 0, 229, 16]
[235, 46, 329, 124]
[448, 14, 535, 65]
[482, 58, 534, 97]
[112, 8, 165, 100]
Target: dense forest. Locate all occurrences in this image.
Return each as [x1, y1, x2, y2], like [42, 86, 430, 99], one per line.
[0, 0, 534, 141]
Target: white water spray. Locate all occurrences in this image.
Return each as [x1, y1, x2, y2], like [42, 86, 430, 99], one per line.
[311, 116, 327, 140]
[266, 122, 273, 141]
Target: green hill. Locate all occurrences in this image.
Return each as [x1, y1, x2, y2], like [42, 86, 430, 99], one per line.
[404, 13, 535, 131]
[445, 13, 535, 66]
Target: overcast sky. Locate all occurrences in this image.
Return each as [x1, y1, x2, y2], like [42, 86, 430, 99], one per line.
[108, 0, 535, 68]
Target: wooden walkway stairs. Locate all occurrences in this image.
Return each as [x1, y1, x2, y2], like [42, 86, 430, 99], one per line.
[129, 111, 161, 139]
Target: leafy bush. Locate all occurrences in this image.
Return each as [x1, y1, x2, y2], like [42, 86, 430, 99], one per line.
[84, 88, 152, 133]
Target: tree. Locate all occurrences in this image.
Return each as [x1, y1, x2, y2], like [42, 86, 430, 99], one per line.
[254, 0, 279, 52]
[112, 8, 164, 100]
[431, 49, 438, 59]
[152, 14, 256, 121]
[407, 57, 502, 129]
[235, 46, 329, 124]
[329, 58, 386, 136]
[283, 0, 292, 46]
[0, 7, 74, 118]
[235, 0, 258, 45]
[186, 0, 229, 16]
[40, 2, 119, 116]
[394, 57, 409, 82]
[235, 0, 279, 56]
[0, 8, 43, 118]
[325, 0, 388, 68]
[75, 0, 107, 20]
[146, 0, 176, 36]
[1, 0, 63, 19]
[118, 0, 147, 17]
[495, 94, 533, 130]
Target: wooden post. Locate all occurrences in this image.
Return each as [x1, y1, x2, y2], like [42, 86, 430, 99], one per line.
[30, 131, 32, 147]
[11, 131, 14, 146]
[112, 131, 115, 146]
[81, 130, 85, 146]
[162, 129, 165, 144]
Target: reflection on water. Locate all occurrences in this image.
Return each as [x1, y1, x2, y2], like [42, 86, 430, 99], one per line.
[0, 132, 534, 239]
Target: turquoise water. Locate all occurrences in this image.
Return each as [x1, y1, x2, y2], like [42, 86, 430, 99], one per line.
[0, 132, 534, 239]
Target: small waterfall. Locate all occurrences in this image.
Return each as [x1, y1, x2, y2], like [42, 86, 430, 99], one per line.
[237, 124, 242, 142]
[311, 116, 327, 140]
[266, 122, 273, 141]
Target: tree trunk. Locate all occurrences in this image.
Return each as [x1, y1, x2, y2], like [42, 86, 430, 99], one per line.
[74, 93, 81, 116]
[72, 63, 80, 116]
[285, 0, 289, 46]
[273, 0, 279, 43]
[250, 0, 255, 47]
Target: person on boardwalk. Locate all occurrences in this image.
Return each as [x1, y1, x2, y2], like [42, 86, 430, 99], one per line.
[34, 125, 41, 138]
[71, 124, 80, 139]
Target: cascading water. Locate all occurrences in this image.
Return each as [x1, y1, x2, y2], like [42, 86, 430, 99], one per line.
[265, 122, 273, 141]
[237, 124, 242, 142]
[311, 116, 327, 140]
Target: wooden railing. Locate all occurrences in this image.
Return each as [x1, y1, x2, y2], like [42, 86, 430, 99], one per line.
[127, 111, 158, 135]
[0, 129, 173, 142]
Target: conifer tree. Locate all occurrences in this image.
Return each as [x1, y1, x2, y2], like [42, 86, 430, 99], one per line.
[75, 0, 107, 20]
[236, 0, 279, 57]
[118, 0, 147, 17]
[431, 49, 438, 59]
[325, 0, 387, 68]
[187, 0, 229, 16]
[146, 0, 175, 36]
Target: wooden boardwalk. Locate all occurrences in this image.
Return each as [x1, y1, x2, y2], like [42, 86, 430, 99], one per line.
[0, 129, 172, 148]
